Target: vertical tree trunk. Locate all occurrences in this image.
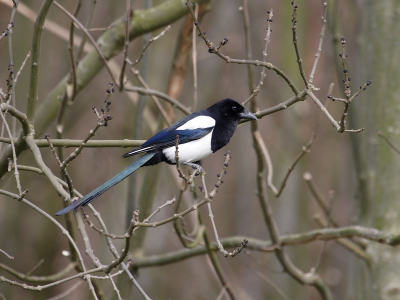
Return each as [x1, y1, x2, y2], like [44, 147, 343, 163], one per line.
[352, 1, 400, 299]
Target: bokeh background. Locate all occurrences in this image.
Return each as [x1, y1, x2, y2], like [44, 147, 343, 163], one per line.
[0, 1, 371, 299]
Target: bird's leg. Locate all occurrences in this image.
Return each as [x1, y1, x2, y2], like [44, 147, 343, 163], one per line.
[181, 161, 203, 176]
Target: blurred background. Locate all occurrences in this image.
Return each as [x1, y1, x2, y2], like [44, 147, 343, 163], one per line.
[0, 0, 371, 299]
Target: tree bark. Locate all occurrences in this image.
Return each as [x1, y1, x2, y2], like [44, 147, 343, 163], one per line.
[352, 1, 400, 299]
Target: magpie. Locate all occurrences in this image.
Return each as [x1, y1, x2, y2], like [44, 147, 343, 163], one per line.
[56, 98, 257, 216]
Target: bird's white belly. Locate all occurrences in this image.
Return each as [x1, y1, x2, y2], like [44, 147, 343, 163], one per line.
[162, 130, 214, 163]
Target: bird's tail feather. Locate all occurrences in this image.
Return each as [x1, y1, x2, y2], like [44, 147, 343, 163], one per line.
[55, 153, 155, 216]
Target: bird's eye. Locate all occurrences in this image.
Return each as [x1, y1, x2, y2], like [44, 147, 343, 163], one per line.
[232, 106, 237, 111]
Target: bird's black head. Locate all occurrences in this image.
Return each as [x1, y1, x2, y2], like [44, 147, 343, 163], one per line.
[208, 98, 257, 123]
[206, 98, 257, 152]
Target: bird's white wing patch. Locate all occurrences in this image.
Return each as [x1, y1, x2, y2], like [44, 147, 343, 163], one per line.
[177, 116, 215, 130]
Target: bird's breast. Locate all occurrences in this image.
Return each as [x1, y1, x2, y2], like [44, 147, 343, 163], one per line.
[162, 130, 214, 163]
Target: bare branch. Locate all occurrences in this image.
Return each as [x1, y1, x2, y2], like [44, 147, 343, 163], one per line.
[118, 0, 131, 91]
[291, 1, 308, 87]
[130, 225, 400, 269]
[124, 85, 191, 115]
[0, 22, 14, 41]
[128, 25, 172, 68]
[309, 2, 328, 84]
[242, 8, 273, 106]
[0, 137, 145, 148]
[13, 51, 31, 86]
[0, 249, 14, 260]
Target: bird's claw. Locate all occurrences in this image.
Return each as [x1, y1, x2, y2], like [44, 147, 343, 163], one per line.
[194, 166, 203, 176]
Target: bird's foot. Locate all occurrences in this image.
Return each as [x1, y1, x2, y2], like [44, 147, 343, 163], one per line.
[182, 162, 204, 177]
[194, 166, 203, 176]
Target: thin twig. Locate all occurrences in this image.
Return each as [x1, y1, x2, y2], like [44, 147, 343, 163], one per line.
[202, 174, 230, 256]
[0, 22, 14, 41]
[338, 36, 351, 131]
[0, 249, 14, 260]
[13, 50, 31, 86]
[253, 131, 278, 195]
[66, 0, 81, 103]
[128, 25, 172, 67]
[104, 210, 140, 273]
[45, 135, 75, 198]
[124, 85, 191, 115]
[0, 109, 23, 195]
[239, 0, 255, 98]
[0, 137, 145, 148]
[0, 262, 77, 283]
[0, 266, 103, 291]
[74, 211, 105, 271]
[254, 129, 316, 197]
[90, 269, 125, 280]
[291, 1, 308, 87]
[173, 181, 203, 248]
[202, 220, 236, 300]
[25, 135, 70, 200]
[242, 8, 273, 106]
[201, 153, 245, 257]
[208, 151, 231, 198]
[46, 281, 82, 300]
[303, 172, 339, 227]
[143, 197, 176, 223]
[75, 0, 98, 61]
[215, 287, 228, 300]
[25, 259, 44, 277]
[54, 0, 81, 152]
[248, 89, 307, 120]
[192, 4, 198, 110]
[119, 0, 131, 90]
[309, 2, 328, 84]
[87, 24, 117, 32]
[275, 131, 316, 197]
[251, 269, 291, 300]
[312, 190, 335, 272]
[108, 275, 122, 300]
[347, 80, 372, 103]
[327, 95, 347, 103]
[303, 171, 367, 247]
[306, 89, 341, 131]
[7, 1, 18, 135]
[175, 135, 190, 182]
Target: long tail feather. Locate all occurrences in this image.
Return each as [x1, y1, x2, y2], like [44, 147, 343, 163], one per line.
[55, 153, 155, 216]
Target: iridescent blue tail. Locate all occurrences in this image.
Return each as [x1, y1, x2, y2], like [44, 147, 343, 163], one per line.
[55, 153, 155, 216]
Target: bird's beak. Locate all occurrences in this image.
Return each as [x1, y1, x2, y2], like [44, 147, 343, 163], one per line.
[239, 110, 258, 120]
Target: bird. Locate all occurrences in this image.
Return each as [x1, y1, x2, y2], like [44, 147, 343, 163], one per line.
[56, 98, 257, 216]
